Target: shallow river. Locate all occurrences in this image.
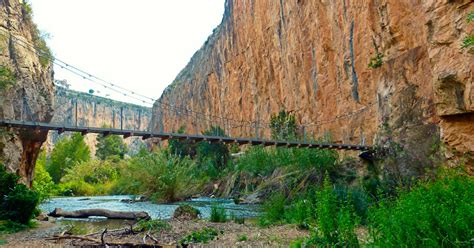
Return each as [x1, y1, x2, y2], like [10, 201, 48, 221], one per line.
[40, 195, 260, 220]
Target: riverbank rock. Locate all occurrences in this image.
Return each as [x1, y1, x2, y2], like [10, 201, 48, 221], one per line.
[172, 205, 201, 220]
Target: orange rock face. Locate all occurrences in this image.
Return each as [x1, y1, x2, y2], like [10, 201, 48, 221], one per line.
[152, 1, 473, 164]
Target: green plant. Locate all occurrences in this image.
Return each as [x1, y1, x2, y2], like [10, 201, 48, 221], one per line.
[60, 159, 122, 196]
[210, 205, 227, 223]
[0, 239, 6, 245]
[312, 176, 359, 247]
[461, 35, 474, 49]
[96, 134, 128, 160]
[368, 53, 383, 69]
[173, 205, 201, 220]
[269, 110, 298, 140]
[0, 165, 40, 226]
[0, 220, 29, 234]
[32, 150, 56, 202]
[47, 133, 90, 183]
[0, 66, 15, 91]
[237, 234, 248, 241]
[115, 150, 202, 202]
[467, 11, 474, 23]
[179, 227, 220, 246]
[259, 192, 287, 226]
[369, 173, 473, 247]
[135, 219, 171, 233]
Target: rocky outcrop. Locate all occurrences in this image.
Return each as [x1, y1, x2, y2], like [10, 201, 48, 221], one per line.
[0, 0, 54, 186]
[153, 0, 473, 166]
[45, 85, 152, 156]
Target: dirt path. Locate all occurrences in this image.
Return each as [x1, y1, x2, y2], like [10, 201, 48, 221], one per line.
[0, 220, 308, 247]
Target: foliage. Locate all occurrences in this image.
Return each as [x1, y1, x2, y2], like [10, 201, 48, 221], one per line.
[369, 173, 474, 247]
[0, 66, 16, 91]
[368, 53, 383, 69]
[179, 227, 220, 246]
[196, 126, 230, 177]
[259, 193, 287, 226]
[311, 176, 359, 247]
[135, 219, 171, 233]
[173, 205, 201, 220]
[0, 165, 40, 226]
[237, 234, 248, 242]
[210, 205, 227, 223]
[467, 11, 474, 23]
[32, 150, 56, 202]
[60, 159, 121, 196]
[47, 133, 90, 183]
[0, 220, 29, 234]
[461, 35, 474, 49]
[96, 134, 128, 160]
[168, 126, 196, 158]
[114, 150, 201, 202]
[236, 146, 337, 177]
[269, 110, 298, 140]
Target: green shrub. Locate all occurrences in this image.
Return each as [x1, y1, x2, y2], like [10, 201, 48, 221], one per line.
[0, 220, 29, 234]
[1, 184, 40, 225]
[47, 133, 90, 183]
[179, 227, 221, 246]
[368, 53, 383, 69]
[60, 159, 121, 196]
[369, 173, 474, 247]
[0, 66, 16, 91]
[33, 150, 56, 202]
[96, 134, 128, 160]
[115, 150, 202, 202]
[237, 234, 248, 241]
[173, 205, 201, 220]
[462, 35, 474, 49]
[210, 205, 227, 223]
[259, 192, 287, 226]
[269, 110, 298, 140]
[135, 219, 171, 233]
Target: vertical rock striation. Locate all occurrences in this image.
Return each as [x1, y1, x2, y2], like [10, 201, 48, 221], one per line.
[0, 0, 54, 186]
[152, 0, 473, 166]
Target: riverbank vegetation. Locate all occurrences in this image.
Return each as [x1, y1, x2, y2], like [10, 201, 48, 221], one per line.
[27, 110, 474, 246]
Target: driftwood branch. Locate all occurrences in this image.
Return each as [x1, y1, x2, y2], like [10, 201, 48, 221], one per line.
[49, 208, 150, 220]
[46, 235, 166, 247]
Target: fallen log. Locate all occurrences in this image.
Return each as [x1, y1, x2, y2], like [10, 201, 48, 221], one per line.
[49, 208, 150, 220]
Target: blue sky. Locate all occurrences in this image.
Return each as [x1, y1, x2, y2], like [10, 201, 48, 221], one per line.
[29, 0, 225, 106]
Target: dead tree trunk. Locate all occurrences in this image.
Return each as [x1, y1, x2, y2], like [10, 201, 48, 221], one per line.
[49, 208, 150, 220]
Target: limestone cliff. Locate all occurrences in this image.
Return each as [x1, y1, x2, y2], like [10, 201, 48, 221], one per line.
[0, 0, 54, 186]
[46, 85, 152, 156]
[153, 0, 473, 166]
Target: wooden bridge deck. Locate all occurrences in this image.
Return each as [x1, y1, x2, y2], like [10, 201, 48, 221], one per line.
[0, 119, 372, 151]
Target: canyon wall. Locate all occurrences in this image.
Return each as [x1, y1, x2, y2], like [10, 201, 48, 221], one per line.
[46, 85, 152, 156]
[0, 0, 54, 186]
[153, 0, 473, 166]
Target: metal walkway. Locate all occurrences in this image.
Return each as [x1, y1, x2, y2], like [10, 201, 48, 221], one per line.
[0, 119, 372, 151]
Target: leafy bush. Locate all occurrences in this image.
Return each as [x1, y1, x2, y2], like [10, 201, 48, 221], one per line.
[269, 110, 298, 140]
[210, 205, 227, 223]
[47, 133, 90, 183]
[179, 227, 220, 246]
[369, 173, 474, 247]
[259, 192, 287, 226]
[33, 150, 56, 202]
[96, 134, 128, 160]
[0, 220, 29, 234]
[0, 165, 40, 226]
[115, 150, 202, 202]
[135, 219, 171, 233]
[60, 159, 121, 196]
[173, 205, 201, 220]
[237, 234, 248, 241]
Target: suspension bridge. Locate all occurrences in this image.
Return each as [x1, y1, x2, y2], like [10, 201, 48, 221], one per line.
[0, 28, 374, 152]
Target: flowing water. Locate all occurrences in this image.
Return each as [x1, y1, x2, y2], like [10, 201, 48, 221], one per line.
[39, 195, 260, 233]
